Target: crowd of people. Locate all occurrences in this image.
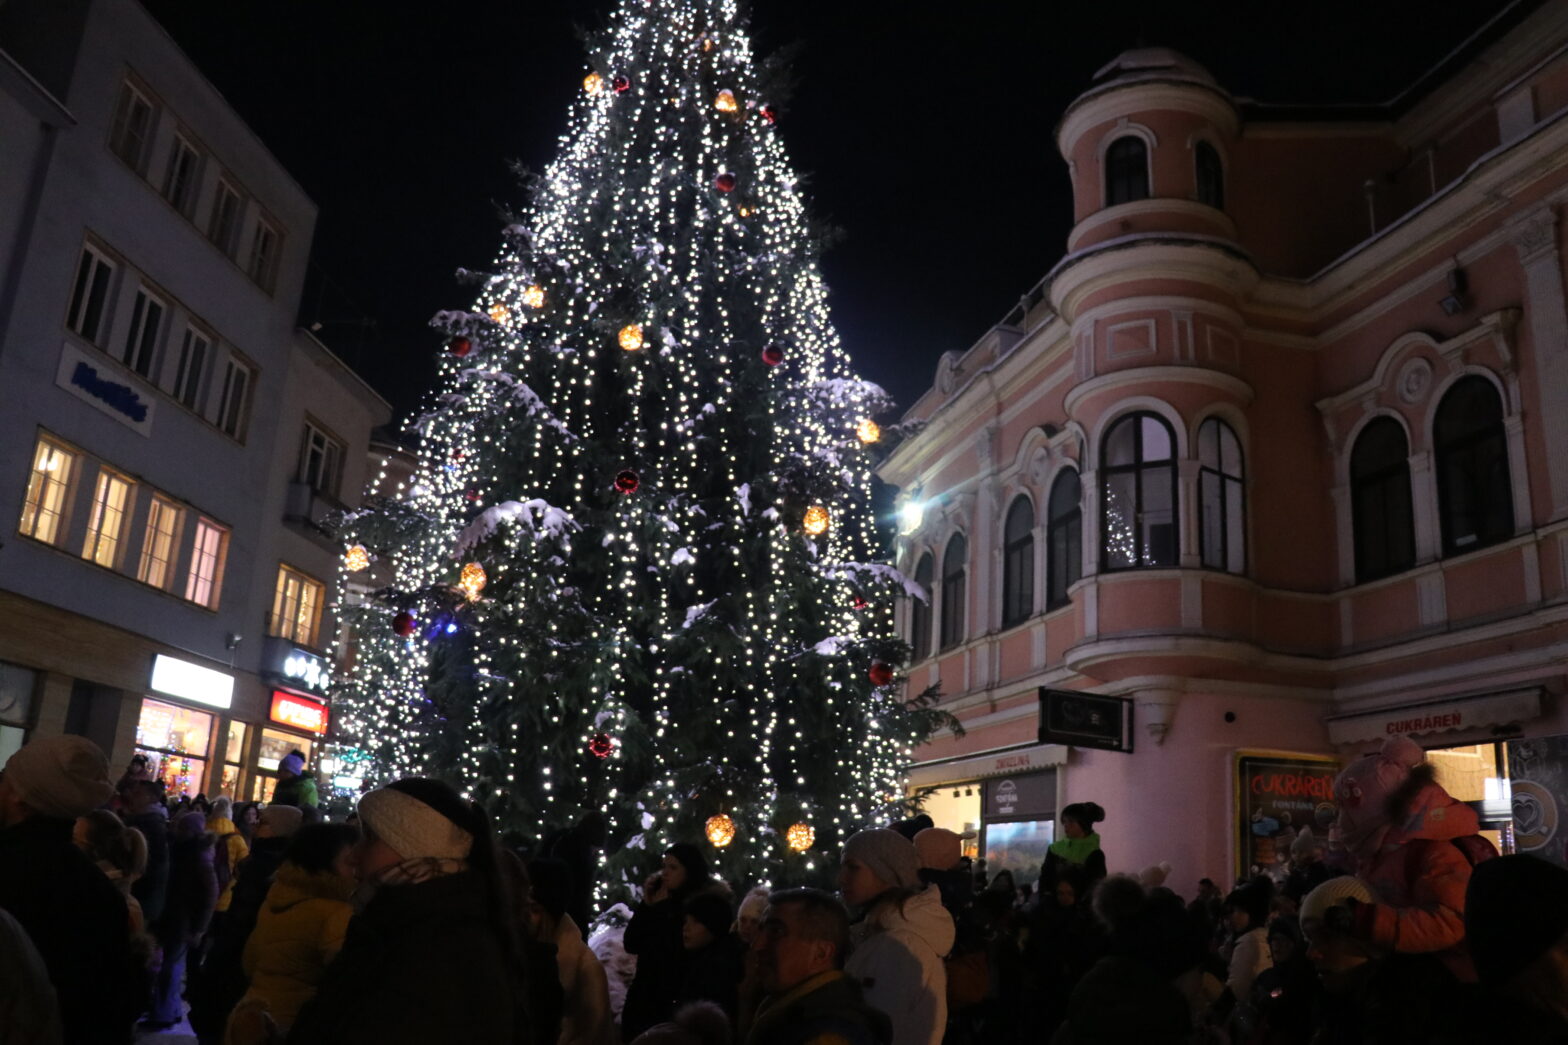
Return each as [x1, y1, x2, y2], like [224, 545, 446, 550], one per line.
[1, 732, 1566, 1044]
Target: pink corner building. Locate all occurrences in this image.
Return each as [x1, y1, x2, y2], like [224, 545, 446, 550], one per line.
[879, 7, 1568, 895]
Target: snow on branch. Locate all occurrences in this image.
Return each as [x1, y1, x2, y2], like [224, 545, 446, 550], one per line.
[463, 369, 578, 441]
[455, 499, 579, 556]
[823, 562, 928, 602]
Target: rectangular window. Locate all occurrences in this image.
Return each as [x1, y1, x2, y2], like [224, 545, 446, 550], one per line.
[162, 133, 200, 214]
[82, 469, 134, 569]
[109, 81, 155, 171]
[247, 217, 279, 291]
[137, 495, 184, 590]
[66, 245, 116, 344]
[184, 517, 228, 609]
[173, 327, 211, 409]
[18, 437, 77, 545]
[216, 355, 254, 440]
[208, 180, 243, 253]
[270, 565, 325, 647]
[120, 286, 165, 377]
[298, 422, 344, 496]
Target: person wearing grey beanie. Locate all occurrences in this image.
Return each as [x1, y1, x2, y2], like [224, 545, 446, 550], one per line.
[839, 828, 954, 1045]
[0, 736, 133, 1042]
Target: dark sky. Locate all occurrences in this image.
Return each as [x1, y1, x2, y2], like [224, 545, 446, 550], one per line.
[142, 0, 1513, 424]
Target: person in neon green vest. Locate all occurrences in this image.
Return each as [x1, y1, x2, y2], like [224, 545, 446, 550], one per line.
[1044, 802, 1107, 888]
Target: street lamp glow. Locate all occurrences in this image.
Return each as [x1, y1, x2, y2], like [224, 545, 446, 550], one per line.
[899, 499, 925, 534]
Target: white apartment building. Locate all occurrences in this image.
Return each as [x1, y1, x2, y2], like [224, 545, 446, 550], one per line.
[0, 0, 390, 801]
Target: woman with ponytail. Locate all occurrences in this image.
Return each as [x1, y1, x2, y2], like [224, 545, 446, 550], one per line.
[287, 778, 532, 1044]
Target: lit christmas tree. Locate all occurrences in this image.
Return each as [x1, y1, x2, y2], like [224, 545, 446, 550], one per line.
[329, 0, 953, 893]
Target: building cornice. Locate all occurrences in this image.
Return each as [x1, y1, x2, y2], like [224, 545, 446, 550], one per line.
[1064, 365, 1254, 417]
[1067, 198, 1237, 253]
[1048, 237, 1259, 322]
[1058, 81, 1240, 157]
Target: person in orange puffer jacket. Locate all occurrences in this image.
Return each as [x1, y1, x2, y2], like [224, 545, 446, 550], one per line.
[1331, 735, 1493, 983]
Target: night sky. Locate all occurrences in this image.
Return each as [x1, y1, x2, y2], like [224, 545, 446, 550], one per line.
[142, 0, 1510, 424]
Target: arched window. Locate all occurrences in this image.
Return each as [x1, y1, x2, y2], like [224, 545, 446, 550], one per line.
[1047, 470, 1082, 609]
[909, 553, 933, 662]
[1105, 136, 1150, 206]
[940, 533, 967, 650]
[1198, 418, 1245, 573]
[1351, 418, 1415, 582]
[1435, 376, 1513, 555]
[1001, 497, 1034, 628]
[1195, 140, 1224, 209]
[1101, 413, 1178, 569]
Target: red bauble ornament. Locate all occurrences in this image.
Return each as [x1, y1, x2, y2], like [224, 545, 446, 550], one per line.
[464, 488, 481, 502]
[613, 75, 630, 93]
[761, 343, 785, 366]
[852, 596, 869, 610]
[448, 336, 472, 358]
[760, 105, 777, 124]
[868, 661, 895, 687]
[714, 172, 737, 193]
[614, 469, 640, 494]
[588, 732, 614, 759]
[393, 611, 417, 637]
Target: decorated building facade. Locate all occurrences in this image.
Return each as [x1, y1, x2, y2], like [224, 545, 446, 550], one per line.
[879, 3, 1568, 891]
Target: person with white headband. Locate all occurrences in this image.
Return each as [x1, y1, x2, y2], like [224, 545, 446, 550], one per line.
[286, 778, 531, 1043]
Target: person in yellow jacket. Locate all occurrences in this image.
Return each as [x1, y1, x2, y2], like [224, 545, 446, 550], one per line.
[208, 796, 251, 916]
[225, 822, 358, 1044]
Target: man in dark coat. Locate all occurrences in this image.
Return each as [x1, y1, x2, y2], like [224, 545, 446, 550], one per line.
[188, 802, 303, 1042]
[146, 811, 219, 1028]
[0, 735, 134, 1044]
[121, 778, 170, 923]
[747, 888, 890, 1045]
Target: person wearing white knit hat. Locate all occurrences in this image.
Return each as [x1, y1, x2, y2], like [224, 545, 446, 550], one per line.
[288, 778, 527, 1043]
[1299, 877, 1381, 989]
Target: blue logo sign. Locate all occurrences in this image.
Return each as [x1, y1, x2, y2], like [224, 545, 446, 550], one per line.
[71, 361, 149, 423]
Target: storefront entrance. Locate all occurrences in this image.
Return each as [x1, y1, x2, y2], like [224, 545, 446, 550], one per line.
[135, 697, 214, 798]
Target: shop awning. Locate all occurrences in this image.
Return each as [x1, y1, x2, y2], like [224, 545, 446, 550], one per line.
[906, 742, 1069, 790]
[1326, 688, 1542, 746]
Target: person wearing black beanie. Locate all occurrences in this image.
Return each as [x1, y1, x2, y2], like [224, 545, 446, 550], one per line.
[1459, 854, 1568, 1038]
[676, 891, 744, 1023]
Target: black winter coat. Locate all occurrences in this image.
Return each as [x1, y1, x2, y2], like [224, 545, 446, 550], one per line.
[158, 832, 218, 944]
[288, 870, 522, 1044]
[621, 895, 688, 1038]
[677, 933, 745, 1021]
[125, 807, 170, 924]
[0, 816, 134, 1045]
[188, 834, 291, 1042]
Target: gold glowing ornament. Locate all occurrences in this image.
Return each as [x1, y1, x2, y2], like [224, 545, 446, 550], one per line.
[705, 814, 736, 848]
[856, 419, 881, 444]
[459, 562, 487, 600]
[786, 822, 815, 852]
[488, 303, 510, 325]
[619, 324, 645, 351]
[802, 505, 831, 536]
[522, 285, 545, 309]
[343, 545, 370, 572]
[714, 89, 738, 113]
[583, 72, 604, 95]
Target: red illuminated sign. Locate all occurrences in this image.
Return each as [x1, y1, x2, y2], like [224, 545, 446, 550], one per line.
[270, 691, 329, 735]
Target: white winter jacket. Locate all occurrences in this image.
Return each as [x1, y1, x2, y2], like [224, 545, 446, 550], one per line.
[555, 914, 616, 1045]
[845, 885, 954, 1045]
[1225, 926, 1272, 1000]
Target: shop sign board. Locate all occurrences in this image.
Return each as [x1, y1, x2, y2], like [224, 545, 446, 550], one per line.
[261, 636, 331, 698]
[1235, 750, 1339, 880]
[1507, 733, 1568, 869]
[984, 771, 1056, 820]
[1039, 689, 1132, 752]
[270, 691, 329, 736]
[149, 654, 233, 710]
